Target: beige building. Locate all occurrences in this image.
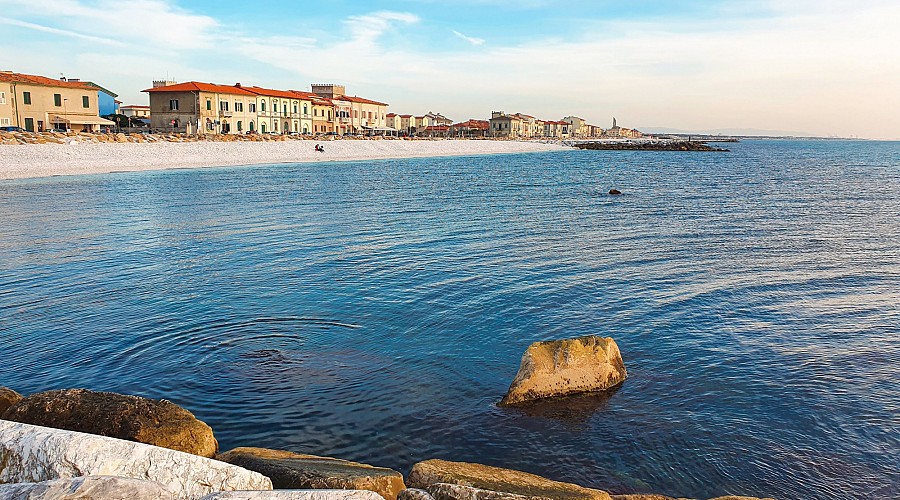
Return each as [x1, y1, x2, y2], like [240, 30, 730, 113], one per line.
[311, 84, 389, 135]
[120, 105, 150, 118]
[489, 111, 526, 137]
[0, 71, 114, 132]
[239, 85, 311, 134]
[143, 80, 258, 134]
[562, 116, 589, 138]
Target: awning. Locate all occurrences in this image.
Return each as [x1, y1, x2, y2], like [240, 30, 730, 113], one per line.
[52, 116, 116, 126]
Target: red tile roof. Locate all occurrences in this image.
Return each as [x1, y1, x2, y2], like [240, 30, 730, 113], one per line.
[425, 125, 450, 131]
[237, 85, 307, 100]
[340, 95, 388, 106]
[451, 119, 490, 130]
[142, 81, 257, 95]
[0, 71, 97, 90]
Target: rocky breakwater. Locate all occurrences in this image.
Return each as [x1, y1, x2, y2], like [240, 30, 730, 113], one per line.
[217, 447, 406, 500]
[573, 141, 728, 152]
[499, 335, 627, 406]
[3, 388, 218, 457]
[407, 459, 612, 499]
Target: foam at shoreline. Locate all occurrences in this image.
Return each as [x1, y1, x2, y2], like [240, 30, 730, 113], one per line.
[0, 139, 571, 180]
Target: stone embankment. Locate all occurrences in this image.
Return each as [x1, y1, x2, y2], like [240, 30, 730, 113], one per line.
[0, 337, 775, 499]
[572, 141, 728, 152]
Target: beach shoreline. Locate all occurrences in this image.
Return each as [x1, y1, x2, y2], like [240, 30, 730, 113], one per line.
[0, 137, 571, 180]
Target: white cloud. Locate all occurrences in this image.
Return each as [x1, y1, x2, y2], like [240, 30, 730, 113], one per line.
[451, 30, 485, 46]
[343, 11, 420, 45]
[0, 17, 125, 46]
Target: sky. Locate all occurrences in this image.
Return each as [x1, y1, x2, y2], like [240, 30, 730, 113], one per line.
[1, 0, 899, 139]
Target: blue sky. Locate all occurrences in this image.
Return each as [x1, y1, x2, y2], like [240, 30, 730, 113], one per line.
[2, 0, 898, 138]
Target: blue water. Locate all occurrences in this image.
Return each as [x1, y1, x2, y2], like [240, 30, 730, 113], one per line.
[1, 141, 898, 499]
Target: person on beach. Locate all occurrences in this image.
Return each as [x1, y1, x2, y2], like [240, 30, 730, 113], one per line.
[315, 144, 324, 153]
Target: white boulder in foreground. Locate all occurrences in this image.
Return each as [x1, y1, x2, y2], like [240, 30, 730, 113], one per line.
[0, 420, 272, 498]
[0, 475, 173, 499]
[199, 491, 384, 499]
[500, 335, 627, 406]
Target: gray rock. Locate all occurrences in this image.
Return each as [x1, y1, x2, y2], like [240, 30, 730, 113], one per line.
[2, 388, 218, 457]
[0, 475, 173, 499]
[399, 489, 436, 500]
[499, 336, 627, 406]
[0, 387, 23, 415]
[0, 419, 272, 498]
[199, 491, 385, 499]
[217, 447, 405, 499]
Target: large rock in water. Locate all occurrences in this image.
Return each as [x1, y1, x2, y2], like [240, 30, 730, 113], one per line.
[0, 475, 173, 499]
[217, 447, 405, 500]
[0, 420, 272, 498]
[0, 387, 23, 415]
[499, 336, 626, 406]
[2, 388, 218, 457]
[407, 460, 611, 500]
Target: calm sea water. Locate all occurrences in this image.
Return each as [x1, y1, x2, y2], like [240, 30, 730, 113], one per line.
[1, 140, 898, 499]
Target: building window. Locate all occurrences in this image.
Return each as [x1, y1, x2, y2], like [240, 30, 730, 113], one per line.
[0, 118, 9, 126]
[24, 117, 34, 132]
[261, 101, 266, 112]
[0, 92, 5, 105]
[169, 99, 179, 111]
[22, 91, 31, 105]
[54, 94, 62, 106]
[249, 103, 256, 113]
[237, 121, 242, 131]
[220, 101, 229, 111]
[206, 100, 211, 111]
[303, 105, 308, 115]
[82, 96, 89, 108]
[235, 102, 243, 112]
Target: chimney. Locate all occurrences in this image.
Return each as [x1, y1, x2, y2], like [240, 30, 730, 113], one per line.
[235, 83, 241, 87]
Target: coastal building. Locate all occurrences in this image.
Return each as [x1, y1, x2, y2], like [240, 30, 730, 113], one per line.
[0, 70, 115, 132]
[85, 81, 119, 116]
[306, 93, 334, 134]
[311, 84, 389, 135]
[450, 119, 490, 137]
[562, 116, 589, 138]
[604, 117, 642, 138]
[238, 85, 309, 134]
[120, 105, 150, 119]
[143, 80, 258, 134]
[489, 111, 524, 137]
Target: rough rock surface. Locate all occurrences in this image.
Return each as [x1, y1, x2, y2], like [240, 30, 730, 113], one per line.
[199, 491, 384, 499]
[2, 388, 218, 457]
[399, 489, 436, 500]
[0, 387, 23, 415]
[217, 447, 405, 500]
[499, 336, 626, 406]
[426, 483, 535, 499]
[0, 475, 174, 499]
[407, 460, 610, 500]
[610, 495, 690, 500]
[0, 420, 272, 498]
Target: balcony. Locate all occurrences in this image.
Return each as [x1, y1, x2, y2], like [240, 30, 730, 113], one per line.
[219, 110, 233, 117]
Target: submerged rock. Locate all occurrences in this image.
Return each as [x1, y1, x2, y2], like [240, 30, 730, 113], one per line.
[499, 336, 626, 406]
[608, 189, 622, 195]
[0, 420, 272, 498]
[0, 387, 23, 414]
[407, 459, 611, 500]
[2, 388, 218, 457]
[217, 447, 405, 500]
[0, 475, 173, 499]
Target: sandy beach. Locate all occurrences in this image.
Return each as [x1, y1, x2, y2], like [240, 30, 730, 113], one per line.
[0, 138, 571, 180]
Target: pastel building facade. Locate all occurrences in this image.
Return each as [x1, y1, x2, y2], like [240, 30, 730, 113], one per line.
[0, 71, 114, 132]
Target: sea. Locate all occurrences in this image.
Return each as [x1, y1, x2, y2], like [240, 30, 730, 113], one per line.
[1, 140, 898, 499]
